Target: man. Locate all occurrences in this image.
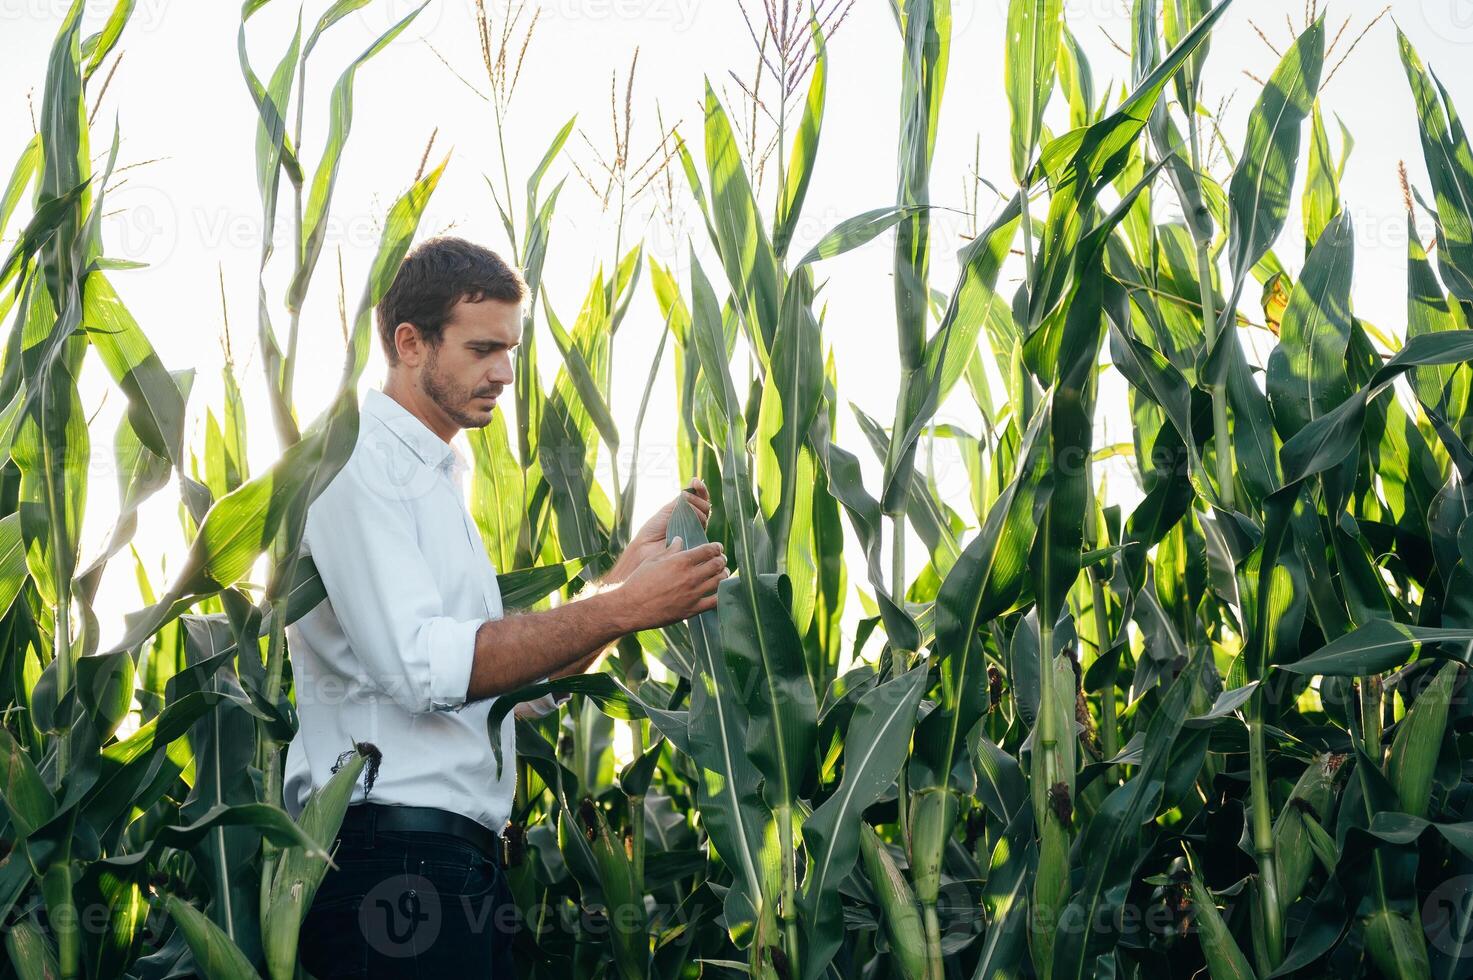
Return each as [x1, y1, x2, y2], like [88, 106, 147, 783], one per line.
[285, 236, 725, 977]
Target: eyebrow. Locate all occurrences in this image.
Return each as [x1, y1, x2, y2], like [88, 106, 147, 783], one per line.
[465, 339, 519, 350]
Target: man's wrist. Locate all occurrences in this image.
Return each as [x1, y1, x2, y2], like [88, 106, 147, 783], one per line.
[603, 546, 641, 586]
[586, 584, 636, 637]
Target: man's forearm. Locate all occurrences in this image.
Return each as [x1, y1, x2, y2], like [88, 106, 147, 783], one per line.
[543, 558, 638, 680]
[465, 589, 630, 701]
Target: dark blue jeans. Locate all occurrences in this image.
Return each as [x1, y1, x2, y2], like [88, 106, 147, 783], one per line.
[297, 816, 517, 978]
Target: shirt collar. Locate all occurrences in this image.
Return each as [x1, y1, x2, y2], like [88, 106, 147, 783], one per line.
[362, 388, 461, 475]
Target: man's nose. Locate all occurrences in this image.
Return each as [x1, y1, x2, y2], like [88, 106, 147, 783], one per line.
[489, 352, 514, 385]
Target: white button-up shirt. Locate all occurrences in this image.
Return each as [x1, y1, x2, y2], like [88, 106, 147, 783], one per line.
[283, 387, 518, 833]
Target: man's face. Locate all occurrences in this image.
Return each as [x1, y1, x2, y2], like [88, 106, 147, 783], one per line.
[418, 296, 521, 430]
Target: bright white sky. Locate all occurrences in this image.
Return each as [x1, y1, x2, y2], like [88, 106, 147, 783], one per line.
[1, 0, 1470, 651]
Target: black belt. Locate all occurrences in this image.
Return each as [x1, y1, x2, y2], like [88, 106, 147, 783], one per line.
[338, 803, 502, 865]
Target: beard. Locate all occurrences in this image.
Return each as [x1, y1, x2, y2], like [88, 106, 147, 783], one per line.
[421, 343, 500, 430]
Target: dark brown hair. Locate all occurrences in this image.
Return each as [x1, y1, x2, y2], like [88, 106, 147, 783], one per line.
[375, 236, 527, 365]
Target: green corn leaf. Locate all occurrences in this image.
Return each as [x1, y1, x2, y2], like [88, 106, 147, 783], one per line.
[1220, 18, 1324, 330]
[756, 268, 823, 573]
[893, 0, 950, 372]
[689, 250, 741, 421]
[668, 497, 769, 946]
[485, 673, 689, 774]
[1057, 25, 1096, 130]
[0, 514, 27, 619]
[1163, 0, 1212, 109]
[1049, 654, 1202, 979]
[795, 205, 925, 268]
[1388, 661, 1460, 818]
[810, 414, 921, 651]
[80, 0, 135, 80]
[288, 2, 427, 314]
[81, 270, 186, 463]
[935, 395, 1052, 661]
[12, 356, 88, 610]
[1266, 210, 1355, 439]
[719, 568, 817, 815]
[302, 0, 374, 55]
[1406, 211, 1467, 412]
[1399, 28, 1473, 304]
[1302, 102, 1341, 248]
[774, 15, 827, 258]
[98, 802, 328, 878]
[921, 193, 1023, 408]
[468, 409, 525, 574]
[1281, 621, 1473, 677]
[703, 80, 781, 359]
[0, 135, 39, 243]
[1005, 0, 1064, 184]
[1278, 330, 1473, 487]
[0, 723, 56, 836]
[545, 280, 619, 452]
[800, 663, 929, 980]
[238, 6, 303, 444]
[1364, 812, 1473, 862]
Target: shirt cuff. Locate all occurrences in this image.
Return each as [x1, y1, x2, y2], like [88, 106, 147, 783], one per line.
[513, 690, 571, 719]
[428, 617, 481, 712]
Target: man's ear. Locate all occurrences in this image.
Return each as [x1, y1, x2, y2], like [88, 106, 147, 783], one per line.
[393, 321, 424, 366]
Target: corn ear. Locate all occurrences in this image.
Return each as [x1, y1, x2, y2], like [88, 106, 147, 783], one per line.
[1299, 810, 1338, 876]
[163, 894, 265, 979]
[1365, 909, 1432, 980]
[1388, 661, 1459, 818]
[907, 786, 956, 906]
[1029, 652, 1077, 978]
[859, 823, 928, 980]
[1031, 812, 1069, 979]
[4, 919, 57, 980]
[585, 802, 648, 980]
[261, 745, 370, 980]
[1272, 752, 1343, 911]
[1030, 653, 1079, 832]
[1188, 871, 1256, 980]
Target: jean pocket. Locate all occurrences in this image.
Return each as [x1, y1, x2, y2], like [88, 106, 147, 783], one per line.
[414, 845, 500, 899]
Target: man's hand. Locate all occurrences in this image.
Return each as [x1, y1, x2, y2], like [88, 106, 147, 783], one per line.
[607, 478, 712, 584]
[613, 537, 727, 630]
[466, 537, 727, 701]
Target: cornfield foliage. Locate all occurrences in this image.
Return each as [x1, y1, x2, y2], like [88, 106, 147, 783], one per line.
[5, 1, 1473, 978]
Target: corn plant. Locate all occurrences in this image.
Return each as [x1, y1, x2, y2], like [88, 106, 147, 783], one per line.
[9, 1, 1473, 979]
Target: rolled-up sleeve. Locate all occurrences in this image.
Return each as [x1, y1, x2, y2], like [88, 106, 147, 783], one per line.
[304, 458, 479, 714]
